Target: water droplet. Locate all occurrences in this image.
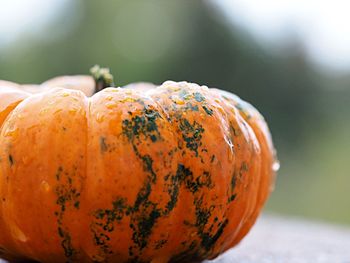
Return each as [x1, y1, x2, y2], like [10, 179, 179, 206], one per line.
[53, 109, 63, 115]
[123, 97, 135, 103]
[10, 224, 28, 243]
[68, 108, 78, 115]
[48, 99, 56, 105]
[5, 128, 19, 139]
[41, 181, 50, 192]
[217, 106, 225, 114]
[173, 98, 185, 105]
[96, 113, 105, 123]
[228, 151, 234, 162]
[39, 108, 49, 116]
[106, 102, 117, 109]
[272, 161, 280, 172]
[22, 156, 29, 165]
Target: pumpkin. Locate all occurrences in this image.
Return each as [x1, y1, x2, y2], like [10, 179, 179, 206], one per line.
[0, 66, 278, 263]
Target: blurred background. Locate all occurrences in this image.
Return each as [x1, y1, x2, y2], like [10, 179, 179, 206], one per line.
[0, 0, 349, 225]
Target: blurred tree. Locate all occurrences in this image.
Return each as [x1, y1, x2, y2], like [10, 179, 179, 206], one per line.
[0, 0, 320, 150]
[1, 0, 349, 224]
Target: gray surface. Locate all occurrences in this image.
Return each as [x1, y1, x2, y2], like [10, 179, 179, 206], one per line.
[1, 215, 350, 262]
[209, 214, 350, 263]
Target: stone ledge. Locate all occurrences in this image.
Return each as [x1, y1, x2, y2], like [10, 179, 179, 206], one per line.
[208, 214, 350, 263]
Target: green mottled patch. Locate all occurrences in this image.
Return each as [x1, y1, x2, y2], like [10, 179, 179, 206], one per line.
[54, 166, 80, 260]
[228, 194, 236, 202]
[164, 164, 192, 213]
[235, 103, 252, 119]
[202, 105, 213, 116]
[55, 166, 63, 180]
[241, 162, 249, 172]
[193, 196, 228, 252]
[185, 171, 213, 193]
[155, 239, 168, 250]
[169, 241, 201, 263]
[179, 119, 204, 157]
[193, 92, 205, 102]
[179, 89, 189, 100]
[100, 137, 108, 153]
[185, 102, 199, 111]
[122, 107, 161, 143]
[8, 155, 13, 166]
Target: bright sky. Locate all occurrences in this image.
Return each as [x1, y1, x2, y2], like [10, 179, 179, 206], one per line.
[210, 0, 350, 72]
[1, 0, 350, 71]
[0, 0, 66, 45]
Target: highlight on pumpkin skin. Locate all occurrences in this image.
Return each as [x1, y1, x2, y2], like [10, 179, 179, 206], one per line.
[0, 69, 277, 262]
[42, 75, 95, 96]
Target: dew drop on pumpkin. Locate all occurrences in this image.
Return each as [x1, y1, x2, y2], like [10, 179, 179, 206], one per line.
[40, 181, 51, 192]
[68, 108, 78, 115]
[173, 97, 185, 105]
[211, 156, 219, 165]
[21, 156, 29, 165]
[228, 150, 234, 162]
[217, 106, 225, 115]
[123, 97, 136, 103]
[53, 109, 63, 115]
[39, 108, 49, 116]
[48, 99, 56, 105]
[5, 128, 19, 139]
[272, 160, 280, 172]
[106, 102, 117, 109]
[10, 224, 28, 243]
[96, 113, 105, 123]
[214, 98, 221, 104]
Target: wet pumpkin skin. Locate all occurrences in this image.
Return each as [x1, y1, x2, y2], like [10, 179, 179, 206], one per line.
[0, 75, 277, 262]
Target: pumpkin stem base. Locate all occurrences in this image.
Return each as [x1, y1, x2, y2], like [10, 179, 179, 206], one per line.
[90, 65, 115, 93]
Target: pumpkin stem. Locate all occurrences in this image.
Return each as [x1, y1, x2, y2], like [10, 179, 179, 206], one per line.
[90, 65, 115, 93]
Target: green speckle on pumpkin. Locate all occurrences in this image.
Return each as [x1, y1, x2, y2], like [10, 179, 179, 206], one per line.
[193, 92, 205, 102]
[202, 105, 213, 116]
[8, 155, 13, 166]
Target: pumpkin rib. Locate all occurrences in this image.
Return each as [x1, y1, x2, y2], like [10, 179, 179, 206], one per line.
[231, 118, 276, 246]
[226, 109, 263, 249]
[41, 75, 95, 97]
[216, 89, 276, 248]
[0, 89, 39, 261]
[0, 88, 90, 262]
[153, 82, 237, 261]
[153, 83, 207, 261]
[207, 93, 261, 256]
[144, 87, 183, 262]
[0, 90, 30, 129]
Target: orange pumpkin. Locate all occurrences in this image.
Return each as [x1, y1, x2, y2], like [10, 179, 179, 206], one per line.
[0, 66, 277, 262]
